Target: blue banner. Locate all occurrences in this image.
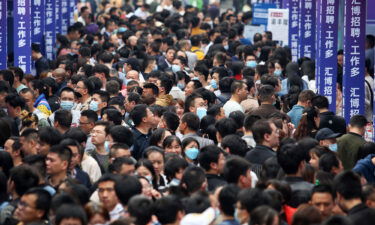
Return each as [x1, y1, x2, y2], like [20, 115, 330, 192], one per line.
[61, 0, 69, 34]
[288, 0, 299, 62]
[0, 0, 6, 69]
[45, 0, 55, 60]
[68, 0, 75, 26]
[32, 0, 45, 54]
[316, 0, 339, 112]
[342, 0, 366, 123]
[55, 0, 62, 34]
[13, 0, 31, 74]
[298, 0, 315, 59]
[270, 0, 282, 8]
[282, 0, 289, 9]
[252, 3, 277, 26]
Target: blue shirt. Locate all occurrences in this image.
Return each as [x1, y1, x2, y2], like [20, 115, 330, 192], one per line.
[287, 104, 305, 127]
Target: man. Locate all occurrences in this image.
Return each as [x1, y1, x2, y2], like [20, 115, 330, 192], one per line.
[245, 119, 279, 176]
[223, 80, 248, 117]
[277, 143, 314, 208]
[49, 87, 81, 127]
[107, 125, 134, 151]
[19, 128, 38, 156]
[0, 165, 39, 224]
[45, 144, 72, 189]
[334, 171, 375, 225]
[109, 157, 135, 175]
[250, 85, 279, 119]
[158, 111, 180, 134]
[217, 184, 241, 225]
[89, 90, 110, 119]
[5, 94, 26, 136]
[223, 156, 252, 189]
[93, 64, 110, 89]
[52, 68, 67, 92]
[155, 75, 173, 107]
[130, 104, 154, 160]
[198, 145, 227, 191]
[154, 196, 185, 225]
[184, 93, 207, 115]
[242, 114, 260, 148]
[19, 88, 49, 127]
[36, 127, 62, 156]
[312, 95, 346, 134]
[315, 128, 341, 152]
[90, 121, 111, 174]
[310, 185, 336, 220]
[190, 35, 204, 60]
[114, 175, 142, 212]
[194, 64, 210, 88]
[74, 78, 94, 111]
[9, 67, 27, 93]
[31, 43, 49, 77]
[97, 174, 124, 221]
[79, 109, 98, 135]
[53, 109, 73, 134]
[179, 112, 214, 148]
[287, 90, 315, 127]
[337, 115, 367, 170]
[124, 92, 141, 125]
[142, 83, 158, 105]
[13, 188, 51, 225]
[4, 136, 23, 167]
[110, 143, 132, 161]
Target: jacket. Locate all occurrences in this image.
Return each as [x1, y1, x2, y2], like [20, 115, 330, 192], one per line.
[287, 104, 305, 127]
[249, 104, 279, 119]
[337, 132, 366, 170]
[353, 154, 375, 184]
[284, 176, 314, 208]
[319, 111, 347, 134]
[348, 203, 375, 225]
[245, 145, 276, 176]
[181, 133, 214, 149]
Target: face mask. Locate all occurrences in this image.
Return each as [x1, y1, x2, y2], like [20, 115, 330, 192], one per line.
[177, 83, 185, 90]
[171, 65, 181, 73]
[185, 147, 199, 160]
[89, 100, 99, 112]
[118, 27, 127, 33]
[234, 208, 241, 223]
[153, 64, 158, 71]
[256, 51, 261, 58]
[196, 107, 207, 120]
[170, 178, 180, 186]
[93, 40, 99, 45]
[274, 69, 282, 77]
[224, 45, 229, 50]
[329, 143, 338, 152]
[210, 79, 218, 89]
[104, 141, 110, 152]
[192, 77, 199, 81]
[246, 60, 257, 68]
[145, 175, 153, 184]
[60, 101, 74, 111]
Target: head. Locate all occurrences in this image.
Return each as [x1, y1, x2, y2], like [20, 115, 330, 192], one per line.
[333, 171, 363, 212]
[277, 143, 306, 176]
[252, 119, 280, 148]
[348, 115, 368, 136]
[231, 80, 248, 101]
[223, 156, 252, 189]
[14, 188, 51, 223]
[130, 104, 154, 128]
[55, 204, 87, 225]
[36, 127, 62, 155]
[310, 185, 336, 219]
[46, 144, 72, 177]
[97, 174, 121, 211]
[198, 145, 226, 175]
[79, 110, 98, 134]
[91, 121, 110, 147]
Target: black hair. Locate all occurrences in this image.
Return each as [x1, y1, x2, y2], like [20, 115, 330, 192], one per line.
[102, 108, 122, 125]
[221, 134, 248, 157]
[260, 157, 281, 182]
[198, 145, 223, 171]
[49, 144, 73, 166]
[215, 118, 237, 139]
[219, 184, 240, 216]
[277, 143, 306, 175]
[219, 77, 234, 93]
[333, 171, 362, 200]
[238, 187, 272, 213]
[63, 127, 88, 145]
[357, 142, 375, 161]
[5, 94, 26, 109]
[244, 114, 261, 131]
[23, 188, 52, 220]
[128, 195, 153, 225]
[180, 166, 206, 195]
[162, 135, 182, 149]
[159, 75, 173, 94]
[9, 165, 39, 196]
[109, 157, 135, 174]
[153, 195, 184, 225]
[249, 206, 279, 225]
[164, 157, 188, 182]
[81, 109, 99, 122]
[311, 184, 336, 200]
[135, 158, 158, 189]
[115, 175, 142, 206]
[54, 109, 72, 128]
[0, 69, 14, 87]
[93, 90, 110, 103]
[93, 64, 110, 79]
[162, 111, 180, 132]
[109, 125, 134, 147]
[182, 191, 211, 213]
[181, 112, 200, 131]
[149, 128, 168, 147]
[223, 156, 251, 184]
[55, 204, 87, 225]
[143, 83, 159, 96]
[0, 151, 13, 178]
[228, 110, 245, 130]
[38, 127, 62, 146]
[349, 115, 368, 128]
[130, 104, 148, 126]
[319, 152, 340, 174]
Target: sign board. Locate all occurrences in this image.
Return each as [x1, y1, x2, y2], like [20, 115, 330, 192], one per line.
[267, 8, 288, 46]
[252, 3, 277, 26]
[243, 25, 265, 42]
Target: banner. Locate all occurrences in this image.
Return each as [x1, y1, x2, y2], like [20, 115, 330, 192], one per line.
[68, 0, 75, 26]
[252, 3, 277, 26]
[282, 0, 289, 9]
[0, 0, 6, 69]
[243, 25, 265, 41]
[13, 0, 31, 73]
[45, 0, 55, 60]
[316, 0, 339, 112]
[342, 0, 366, 123]
[61, 0, 69, 34]
[32, 0, 45, 54]
[288, 0, 299, 62]
[298, 0, 315, 59]
[55, 0, 62, 34]
[267, 8, 288, 46]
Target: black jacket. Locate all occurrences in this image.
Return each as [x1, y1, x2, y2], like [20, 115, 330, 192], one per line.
[348, 203, 375, 225]
[245, 145, 276, 177]
[131, 127, 151, 160]
[284, 176, 314, 208]
[206, 174, 227, 192]
[319, 111, 347, 134]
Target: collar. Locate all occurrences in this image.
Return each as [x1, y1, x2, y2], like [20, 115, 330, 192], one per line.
[284, 176, 305, 182]
[255, 144, 274, 151]
[348, 132, 363, 138]
[348, 203, 368, 215]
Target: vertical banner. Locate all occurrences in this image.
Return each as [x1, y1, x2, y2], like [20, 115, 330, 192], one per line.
[298, 0, 315, 59]
[342, 0, 366, 123]
[32, 0, 45, 53]
[45, 0, 55, 60]
[270, 0, 282, 8]
[55, 0, 62, 34]
[13, 0, 31, 74]
[68, 0, 75, 26]
[288, 0, 299, 62]
[61, 0, 69, 34]
[282, 0, 289, 9]
[316, 0, 339, 112]
[0, 0, 6, 69]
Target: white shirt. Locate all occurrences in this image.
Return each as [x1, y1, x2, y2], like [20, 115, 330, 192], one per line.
[81, 154, 102, 184]
[223, 100, 244, 117]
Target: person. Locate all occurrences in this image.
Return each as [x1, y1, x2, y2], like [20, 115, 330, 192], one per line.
[19, 128, 38, 156]
[249, 85, 278, 119]
[36, 127, 62, 155]
[198, 145, 227, 191]
[164, 157, 188, 186]
[293, 107, 320, 140]
[334, 171, 375, 225]
[97, 174, 124, 221]
[114, 175, 142, 211]
[277, 143, 314, 208]
[223, 80, 248, 117]
[75, 78, 94, 111]
[245, 119, 279, 176]
[55, 204, 88, 225]
[223, 156, 252, 189]
[312, 95, 346, 134]
[155, 75, 174, 107]
[49, 87, 81, 127]
[249, 206, 279, 225]
[310, 185, 336, 220]
[153, 195, 184, 225]
[4, 136, 23, 167]
[128, 195, 154, 225]
[13, 188, 51, 225]
[31, 43, 50, 77]
[90, 121, 111, 174]
[353, 153, 375, 184]
[45, 144, 72, 189]
[318, 152, 344, 176]
[217, 184, 241, 225]
[287, 90, 315, 127]
[90, 90, 110, 119]
[337, 115, 367, 170]
[5, 94, 26, 136]
[315, 128, 341, 152]
[179, 112, 214, 148]
[109, 157, 135, 176]
[130, 104, 154, 160]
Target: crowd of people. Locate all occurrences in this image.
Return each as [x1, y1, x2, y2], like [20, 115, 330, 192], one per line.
[1, 0, 375, 225]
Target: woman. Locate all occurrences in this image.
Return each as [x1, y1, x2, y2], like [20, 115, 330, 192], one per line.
[163, 136, 182, 155]
[181, 137, 200, 164]
[135, 159, 158, 190]
[30, 79, 52, 117]
[164, 157, 189, 186]
[144, 146, 168, 192]
[293, 107, 320, 140]
[137, 175, 162, 200]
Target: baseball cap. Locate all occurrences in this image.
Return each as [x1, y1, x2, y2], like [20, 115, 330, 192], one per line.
[315, 128, 341, 141]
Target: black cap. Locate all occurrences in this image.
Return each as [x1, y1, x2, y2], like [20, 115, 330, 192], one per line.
[315, 128, 341, 141]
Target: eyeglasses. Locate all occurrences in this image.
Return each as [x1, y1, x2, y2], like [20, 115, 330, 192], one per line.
[18, 200, 36, 210]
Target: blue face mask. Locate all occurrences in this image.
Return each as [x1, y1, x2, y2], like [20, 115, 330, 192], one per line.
[196, 107, 207, 120]
[224, 45, 229, 50]
[246, 60, 257, 68]
[329, 143, 338, 152]
[89, 101, 99, 112]
[171, 65, 181, 73]
[177, 83, 185, 90]
[210, 79, 218, 89]
[60, 101, 74, 111]
[104, 141, 110, 152]
[185, 147, 199, 160]
[118, 27, 127, 33]
[274, 69, 282, 77]
[192, 77, 199, 81]
[153, 64, 158, 71]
